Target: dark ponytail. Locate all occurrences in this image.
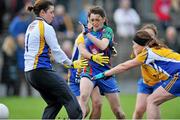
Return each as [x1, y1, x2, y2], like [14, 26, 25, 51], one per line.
[27, 6, 34, 12]
[134, 30, 168, 49]
[26, 0, 53, 16]
[147, 36, 168, 49]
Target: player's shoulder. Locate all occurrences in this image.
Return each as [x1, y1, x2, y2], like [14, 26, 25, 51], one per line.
[103, 25, 113, 33]
[76, 33, 84, 45]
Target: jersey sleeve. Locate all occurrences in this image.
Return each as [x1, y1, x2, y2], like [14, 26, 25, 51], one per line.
[136, 49, 148, 63]
[102, 27, 113, 42]
[44, 24, 72, 65]
[136, 48, 155, 64]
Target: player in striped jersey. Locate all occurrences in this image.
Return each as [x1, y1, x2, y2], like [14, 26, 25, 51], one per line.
[24, 1, 87, 119]
[93, 29, 180, 119]
[132, 24, 165, 119]
[80, 6, 125, 119]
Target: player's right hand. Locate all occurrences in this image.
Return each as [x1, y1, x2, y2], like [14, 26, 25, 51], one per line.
[92, 72, 105, 80]
[91, 53, 109, 66]
[73, 59, 88, 69]
[79, 21, 89, 35]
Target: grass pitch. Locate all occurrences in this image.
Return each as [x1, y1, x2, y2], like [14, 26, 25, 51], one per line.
[0, 95, 179, 119]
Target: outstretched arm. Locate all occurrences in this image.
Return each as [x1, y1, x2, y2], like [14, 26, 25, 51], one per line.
[105, 58, 142, 76]
[93, 58, 142, 80]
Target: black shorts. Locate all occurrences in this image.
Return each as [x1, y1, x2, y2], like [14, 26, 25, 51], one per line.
[25, 68, 75, 104]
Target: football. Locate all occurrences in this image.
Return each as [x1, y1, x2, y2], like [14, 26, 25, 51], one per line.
[0, 103, 9, 119]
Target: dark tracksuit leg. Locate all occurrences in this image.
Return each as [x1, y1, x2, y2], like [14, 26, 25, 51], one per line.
[25, 69, 82, 119]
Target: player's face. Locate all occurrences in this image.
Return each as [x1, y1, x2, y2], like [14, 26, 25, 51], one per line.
[42, 5, 55, 24]
[132, 41, 144, 56]
[89, 13, 105, 31]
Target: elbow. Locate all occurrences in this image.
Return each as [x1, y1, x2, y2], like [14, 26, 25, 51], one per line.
[99, 45, 107, 50]
[100, 47, 106, 51]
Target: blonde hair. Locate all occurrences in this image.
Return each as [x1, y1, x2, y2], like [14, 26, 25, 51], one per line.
[2, 36, 16, 56]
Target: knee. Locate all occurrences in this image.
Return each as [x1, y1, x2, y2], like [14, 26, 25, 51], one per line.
[92, 100, 102, 110]
[80, 94, 89, 103]
[147, 96, 160, 106]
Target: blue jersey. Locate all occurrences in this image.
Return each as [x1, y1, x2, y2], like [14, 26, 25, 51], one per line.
[83, 25, 114, 76]
[68, 34, 84, 83]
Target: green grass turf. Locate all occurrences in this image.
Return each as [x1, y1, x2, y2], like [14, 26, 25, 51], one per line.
[0, 95, 179, 119]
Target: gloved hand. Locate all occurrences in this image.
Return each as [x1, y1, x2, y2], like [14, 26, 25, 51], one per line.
[72, 59, 88, 69]
[79, 21, 89, 35]
[130, 52, 135, 59]
[92, 72, 105, 80]
[111, 46, 117, 57]
[91, 53, 109, 66]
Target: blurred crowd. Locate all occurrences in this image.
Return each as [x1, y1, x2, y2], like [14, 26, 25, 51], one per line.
[0, 0, 180, 96]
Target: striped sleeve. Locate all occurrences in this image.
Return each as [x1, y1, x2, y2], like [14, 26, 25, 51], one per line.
[44, 23, 72, 65]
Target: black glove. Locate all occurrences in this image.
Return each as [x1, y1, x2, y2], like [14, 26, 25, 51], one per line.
[79, 21, 89, 35]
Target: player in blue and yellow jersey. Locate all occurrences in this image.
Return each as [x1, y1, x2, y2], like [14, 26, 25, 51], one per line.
[132, 24, 165, 119]
[93, 29, 180, 119]
[79, 6, 125, 119]
[68, 32, 109, 119]
[24, 1, 88, 119]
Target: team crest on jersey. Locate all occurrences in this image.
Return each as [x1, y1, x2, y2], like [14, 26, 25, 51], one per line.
[91, 48, 98, 54]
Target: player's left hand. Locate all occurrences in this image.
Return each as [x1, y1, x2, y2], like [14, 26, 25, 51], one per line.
[91, 53, 109, 66]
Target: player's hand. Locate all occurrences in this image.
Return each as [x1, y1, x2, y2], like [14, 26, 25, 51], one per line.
[92, 72, 105, 80]
[91, 53, 109, 66]
[111, 46, 117, 57]
[130, 52, 135, 59]
[73, 59, 88, 69]
[79, 21, 89, 35]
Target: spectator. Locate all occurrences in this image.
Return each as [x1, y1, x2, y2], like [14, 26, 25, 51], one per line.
[164, 26, 180, 53]
[113, 0, 140, 40]
[1, 36, 20, 96]
[52, 4, 75, 41]
[170, 0, 180, 33]
[8, 9, 32, 38]
[78, 4, 92, 25]
[8, 5, 33, 96]
[153, 0, 171, 30]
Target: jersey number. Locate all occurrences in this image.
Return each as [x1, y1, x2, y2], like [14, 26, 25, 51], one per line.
[25, 34, 30, 52]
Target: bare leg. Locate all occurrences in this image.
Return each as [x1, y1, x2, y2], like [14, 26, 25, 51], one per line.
[77, 96, 90, 118]
[147, 86, 175, 119]
[89, 86, 102, 119]
[133, 93, 149, 119]
[106, 93, 125, 119]
[79, 77, 94, 118]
